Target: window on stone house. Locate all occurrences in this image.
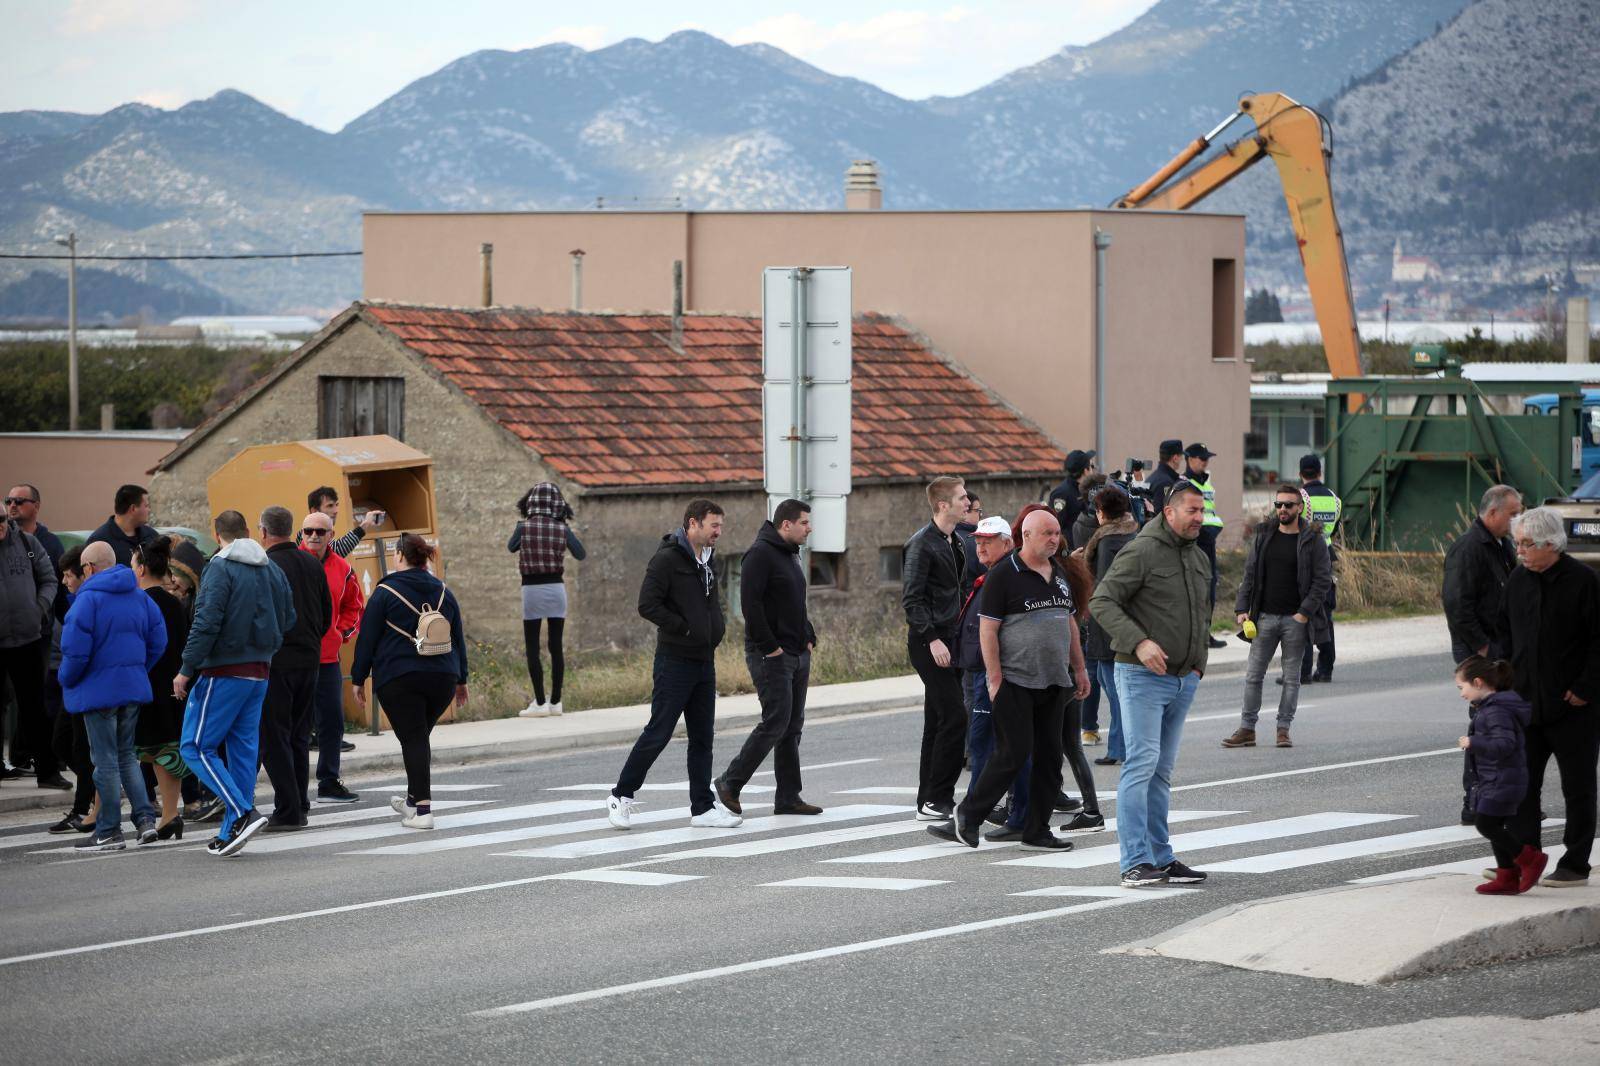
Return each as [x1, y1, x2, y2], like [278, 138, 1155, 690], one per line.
[319, 376, 405, 440]
[810, 551, 846, 591]
[878, 546, 904, 585]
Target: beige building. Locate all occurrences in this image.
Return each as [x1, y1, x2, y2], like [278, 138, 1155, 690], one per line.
[1, 431, 190, 532]
[363, 203, 1252, 539]
[149, 303, 1065, 652]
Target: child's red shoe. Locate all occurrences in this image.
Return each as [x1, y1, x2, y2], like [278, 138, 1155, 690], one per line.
[1477, 867, 1519, 894]
[1514, 845, 1549, 893]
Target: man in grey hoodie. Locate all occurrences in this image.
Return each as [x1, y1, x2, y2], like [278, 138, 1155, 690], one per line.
[0, 514, 61, 788]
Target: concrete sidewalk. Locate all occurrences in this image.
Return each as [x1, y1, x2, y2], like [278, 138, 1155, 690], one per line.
[0, 612, 1450, 814]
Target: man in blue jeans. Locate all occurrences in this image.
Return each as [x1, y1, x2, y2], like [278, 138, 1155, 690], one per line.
[611, 499, 738, 829]
[58, 542, 166, 851]
[1089, 481, 1213, 887]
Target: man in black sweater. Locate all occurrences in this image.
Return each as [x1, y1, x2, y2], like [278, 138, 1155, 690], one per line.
[259, 505, 332, 830]
[715, 499, 821, 818]
[903, 476, 971, 821]
[610, 499, 735, 829]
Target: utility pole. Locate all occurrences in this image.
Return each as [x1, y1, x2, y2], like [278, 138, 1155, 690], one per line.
[54, 232, 78, 431]
[1093, 229, 1111, 463]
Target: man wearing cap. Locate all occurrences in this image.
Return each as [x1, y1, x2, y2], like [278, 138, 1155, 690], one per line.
[1048, 451, 1097, 541]
[1185, 443, 1228, 650]
[1147, 440, 1184, 513]
[1298, 454, 1342, 684]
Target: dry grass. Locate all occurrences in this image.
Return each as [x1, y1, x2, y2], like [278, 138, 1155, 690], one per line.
[1213, 546, 1442, 629]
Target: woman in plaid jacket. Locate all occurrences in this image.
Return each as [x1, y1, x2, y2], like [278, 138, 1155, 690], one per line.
[508, 483, 585, 716]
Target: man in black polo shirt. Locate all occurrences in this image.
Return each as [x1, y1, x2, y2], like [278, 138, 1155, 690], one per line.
[930, 508, 1086, 851]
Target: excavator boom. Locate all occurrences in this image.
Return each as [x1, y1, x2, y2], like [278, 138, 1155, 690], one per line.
[1115, 92, 1363, 384]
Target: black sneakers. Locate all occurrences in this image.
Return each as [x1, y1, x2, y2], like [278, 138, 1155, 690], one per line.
[916, 801, 953, 821]
[983, 824, 1026, 843]
[47, 812, 86, 835]
[927, 814, 979, 848]
[317, 780, 360, 804]
[74, 830, 126, 852]
[1019, 834, 1073, 851]
[1120, 863, 1169, 887]
[1060, 811, 1107, 834]
[1053, 792, 1082, 813]
[216, 809, 267, 857]
[191, 796, 225, 823]
[1161, 859, 1207, 883]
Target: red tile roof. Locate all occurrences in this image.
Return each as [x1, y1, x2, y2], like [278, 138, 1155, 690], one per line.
[362, 303, 1064, 489]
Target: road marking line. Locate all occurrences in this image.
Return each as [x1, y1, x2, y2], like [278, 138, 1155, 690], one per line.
[246, 800, 601, 854]
[346, 805, 772, 856]
[761, 876, 947, 891]
[472, 892, 1197, 1017]
[995, 812, 1411, 869]
[547, 870, 703, 886]
[834, 786, 919, 795]
[1170, 748, 1459, 793]
[1209, 817, 1572, 874]
[1008, 886, 1171, 898]
[824, 811, 1242, 865]
[493, 805, 911, 860]
[633, 820, 931, 862]
[361, 783, 503, 792]
[544, 783, 776, 793]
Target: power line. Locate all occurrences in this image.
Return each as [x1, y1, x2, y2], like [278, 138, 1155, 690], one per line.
[0, 251, 361, 261]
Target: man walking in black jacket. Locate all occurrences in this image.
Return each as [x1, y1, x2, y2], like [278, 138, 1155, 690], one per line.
[611, 499, 738, 829]
[904, 476, 971, 821]
[260, 506, 332, 830]
[715, 499, 821, 818]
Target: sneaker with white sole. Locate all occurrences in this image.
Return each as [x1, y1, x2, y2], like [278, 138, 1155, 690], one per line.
[518, 700, 555, 718]
[916, 801, 953, 821]
[608, 794, 641, 830]
[218, 809, 267, 857]
[401, 811, 435, 830]
[548, 701, 564, 716]
[390, 796, 416, 818]
[1060, 811, 1106, 834]
[690, 805, 743, 828]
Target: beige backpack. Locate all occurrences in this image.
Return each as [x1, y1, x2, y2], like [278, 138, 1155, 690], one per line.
[381, 580, 454, 656]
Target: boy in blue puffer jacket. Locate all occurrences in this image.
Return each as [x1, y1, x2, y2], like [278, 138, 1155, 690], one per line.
[58, 542, 167, 851]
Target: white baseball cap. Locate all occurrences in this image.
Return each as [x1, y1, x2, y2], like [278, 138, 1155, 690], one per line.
[973, 516, 1012, 538]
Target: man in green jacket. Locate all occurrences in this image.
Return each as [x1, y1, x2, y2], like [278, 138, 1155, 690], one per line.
[1089, 481, 1212, 888]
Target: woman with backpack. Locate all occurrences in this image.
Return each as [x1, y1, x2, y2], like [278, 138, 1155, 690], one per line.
[351, 533, 468, 830]
[508, 483, 585, 717]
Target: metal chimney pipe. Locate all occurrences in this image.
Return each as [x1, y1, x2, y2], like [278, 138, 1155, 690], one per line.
[570, 249, 585, 310]
[1093, 228, 1112, 462]
[671, 259, 684, 352]
[100, 403, 115, 431]
[480, 242, 493, 307]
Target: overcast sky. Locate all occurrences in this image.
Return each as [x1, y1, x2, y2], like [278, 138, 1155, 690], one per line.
[2, 1, 1159, 131]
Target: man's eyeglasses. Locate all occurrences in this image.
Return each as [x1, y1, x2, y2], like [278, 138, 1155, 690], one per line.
[301, 528, 330, 538]
[3, 496, 37, 506]
[1273, 501, 1301, 510]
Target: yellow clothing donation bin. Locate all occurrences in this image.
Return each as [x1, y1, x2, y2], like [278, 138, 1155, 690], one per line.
[205, 435, 447, 730]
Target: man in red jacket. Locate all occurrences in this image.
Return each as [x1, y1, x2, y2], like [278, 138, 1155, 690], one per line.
[301, 511, 365, 803]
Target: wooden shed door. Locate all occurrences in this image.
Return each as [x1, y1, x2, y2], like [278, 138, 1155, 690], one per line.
[318, 376, 405, 440]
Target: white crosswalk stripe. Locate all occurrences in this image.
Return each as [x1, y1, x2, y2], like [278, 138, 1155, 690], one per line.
[761, 876, 947, 891]
[548, 870, 704, 886]
[246, 800, 602, 854]
[821, 810, 1241, 865]
[544, 759, 879, 792]
[632, 820, 932, 863]
[493, 804, 909, 860]
[1205, 817, 1572, 875]
[994, 812, 1411, 870]
[347, 805, 772, 856]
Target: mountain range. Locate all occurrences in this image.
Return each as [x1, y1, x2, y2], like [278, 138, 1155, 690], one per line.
[4, 0, 1591, 321]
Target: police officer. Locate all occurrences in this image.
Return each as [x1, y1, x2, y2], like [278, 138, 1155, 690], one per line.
[1184, 443, 1227, 650]
[1147, 440, 1183, 513]
[1047, 450, 1097, 543]
[1299, 453, 1342, 683]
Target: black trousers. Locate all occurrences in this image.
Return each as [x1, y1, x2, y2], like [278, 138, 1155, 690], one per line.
[261, 666, 318, 821]
[48, 671, 95, 815]
[1475, 812, 1522, 868]
[1060, 695, 1099, 814]
[377, 672, 456, 803]
[723, 650, 810, 805]
[615, 651, 717, 815]
[1300, 584, 1337, 680]
[1196, 526, 1220, 612]
[959, 681, 1065, 839]
[908, 636, 967, 810]
[0, 639, 58, 779]
[1513, 711, 1600, 876]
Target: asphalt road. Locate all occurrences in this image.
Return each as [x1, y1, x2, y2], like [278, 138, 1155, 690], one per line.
[2, 647, 1595, 1064]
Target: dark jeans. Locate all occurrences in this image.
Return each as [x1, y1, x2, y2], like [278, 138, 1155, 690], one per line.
[615, 651, 717, 815]
[965, 670, 1028, 828]
[722, 649, 810, 805]
[1061, 696, 1099, 815]
[261, 666, 318, 821]
[908, 636, 967, 810]
[376, 671, 456, 803]
[48, 671, 95, 815]
[1475, 812, 1522, 868]
[314, 662, 346, 789]
[1513, 711, 1600, 876]
[957, 681, 1066, 840]
[0, 639, 58, 780]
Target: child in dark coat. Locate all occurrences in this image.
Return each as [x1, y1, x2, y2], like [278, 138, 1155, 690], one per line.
[1455, 656, 1546, 894]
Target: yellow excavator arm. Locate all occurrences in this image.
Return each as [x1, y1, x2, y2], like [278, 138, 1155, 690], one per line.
[1114, 92, 1363, 382]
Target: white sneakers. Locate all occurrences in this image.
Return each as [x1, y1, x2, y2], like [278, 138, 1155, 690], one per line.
[389, 796, 415, 817]
[690, 803, 743, 828]
[549, 701, 564, 716]
[402, 811, 435, 830]
[608, 794, 641, 829]
[518, 699, 556, 718]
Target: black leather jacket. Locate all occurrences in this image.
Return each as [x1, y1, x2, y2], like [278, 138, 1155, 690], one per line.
[902, 521, 964, 645]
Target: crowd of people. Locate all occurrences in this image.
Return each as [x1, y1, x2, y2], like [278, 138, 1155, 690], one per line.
[3, 457, 1595, 891]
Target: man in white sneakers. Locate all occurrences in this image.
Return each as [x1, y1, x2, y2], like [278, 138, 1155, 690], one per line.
[609, 500, 741, 829]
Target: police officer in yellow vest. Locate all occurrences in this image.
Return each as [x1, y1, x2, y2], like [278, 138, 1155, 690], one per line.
[1298, 453, 1342, 682]
[1184, 442, 1228, 650]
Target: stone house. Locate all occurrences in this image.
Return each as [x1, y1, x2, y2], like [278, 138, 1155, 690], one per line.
[149, 302, 1066, 652]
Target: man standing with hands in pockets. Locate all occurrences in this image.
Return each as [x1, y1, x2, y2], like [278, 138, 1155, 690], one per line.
[1090, 481, 1213, 887]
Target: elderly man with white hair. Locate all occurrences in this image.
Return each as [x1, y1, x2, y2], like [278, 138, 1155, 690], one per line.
[1498, 506, 1600, 888]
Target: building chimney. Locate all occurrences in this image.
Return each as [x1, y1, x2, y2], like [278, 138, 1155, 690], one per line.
[1569, 296, 1591, 363]
[670, 259, 684, 352]
[845, 160, 882, 210]
[570, 249, 585, 310]
[100, 404, 115, 431]
[480, 242, 494, 307]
